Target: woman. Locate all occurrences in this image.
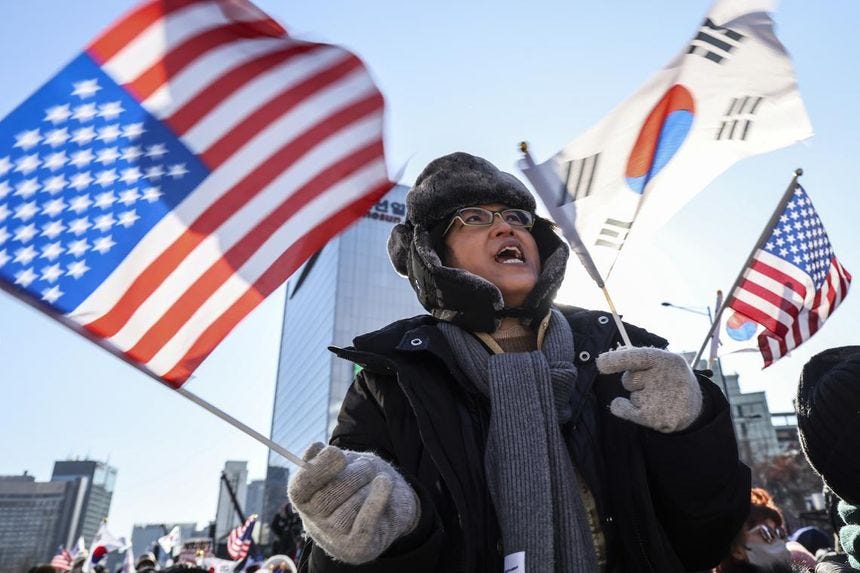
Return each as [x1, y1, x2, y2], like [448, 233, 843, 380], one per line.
[716, 488, 796, 573]
[287, 152, 750, 572]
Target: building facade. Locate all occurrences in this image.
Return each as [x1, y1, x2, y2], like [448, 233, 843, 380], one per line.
[694, 358, 782, 468]
[260, 465, 288, 536]
[771, 411, 800, 452]
[0, 474, 82, 571]
[50, 460, 117, 545]
[214, 461, 248, 543]
[268, 185, 423, 473]
[245, 479, 265, 518]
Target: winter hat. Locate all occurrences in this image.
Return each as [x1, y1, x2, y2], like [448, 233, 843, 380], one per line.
[388, 152, 569, 332]
[796, 346, 860, 505]
[788, 526, 832, 555]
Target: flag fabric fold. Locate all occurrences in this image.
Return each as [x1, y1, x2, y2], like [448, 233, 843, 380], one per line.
[520, 0, 811, 278]
[120, 548, 135, 573]
[70, 537, 87, 560]
[719, 184, 850, 367]
[0, 0, 392, 385]
[83, 524, 125, 572]
[157, 525, 182, 556]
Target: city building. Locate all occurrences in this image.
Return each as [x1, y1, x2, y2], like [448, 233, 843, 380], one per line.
[245, 479, 265, 518]
[50, 460, 117, 545]
[268, 185, 423, 473]
[687, 356, 781, 468]
[260, 465, 288, 536]
[214, 461, 248, 543]
[0, 473, 83, 571]
[771, 411, 800, 452]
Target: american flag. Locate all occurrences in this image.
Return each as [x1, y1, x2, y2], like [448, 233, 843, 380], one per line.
[725, 184, 851, 366]
[226, 516, 255, 561]
[0, 0, 392, 385]
[50, 548, 73, 571]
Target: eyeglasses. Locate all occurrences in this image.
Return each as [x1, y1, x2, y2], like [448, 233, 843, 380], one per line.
[442, 207, 535, 236]
[747, 524, 787, 544]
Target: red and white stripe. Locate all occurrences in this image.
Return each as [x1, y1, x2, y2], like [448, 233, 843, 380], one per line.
[226, 516, 254, 560]
[51, 549, 73, 571]
[728, 249, 851, 367]
[72, 0, 391, 384]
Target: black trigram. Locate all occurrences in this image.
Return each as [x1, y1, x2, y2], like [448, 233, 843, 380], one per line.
[716, 96, 764, 140]
[595, 218, 632, 251]
[687, 18, 745, 64]
[557, 153, 600, 206]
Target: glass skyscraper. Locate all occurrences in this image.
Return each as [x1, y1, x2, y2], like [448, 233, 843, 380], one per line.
[51, 460, 117, 544]
[267, 185, 423, 476]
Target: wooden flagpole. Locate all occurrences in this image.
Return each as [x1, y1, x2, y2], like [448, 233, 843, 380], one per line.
[690, 168, 804, 367]
[519, 142, 633, 347]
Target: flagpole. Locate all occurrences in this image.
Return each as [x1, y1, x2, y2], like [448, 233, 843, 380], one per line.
[176, 387, 308, 468]
[708, 289, 723, 368]
[519, 142, 633, 347]
[690, 168, 803, 367]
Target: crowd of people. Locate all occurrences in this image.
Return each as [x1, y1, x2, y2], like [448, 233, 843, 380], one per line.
[27, 153, 860, 572]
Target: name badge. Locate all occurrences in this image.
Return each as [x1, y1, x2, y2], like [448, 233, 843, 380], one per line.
[503, 551, 525, 572]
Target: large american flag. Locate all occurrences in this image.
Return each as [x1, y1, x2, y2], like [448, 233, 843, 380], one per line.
[0, 0, 391, 385]
[725, 184, 851, 366]
[226, 516, 255, 561]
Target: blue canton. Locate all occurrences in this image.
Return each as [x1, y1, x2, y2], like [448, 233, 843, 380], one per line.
[0, 53, 209, 313]
[761, 185, 833, 289]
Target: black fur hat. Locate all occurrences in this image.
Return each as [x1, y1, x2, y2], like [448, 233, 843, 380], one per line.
[796, 346, 860, 505]
[388, 152, 568, 332]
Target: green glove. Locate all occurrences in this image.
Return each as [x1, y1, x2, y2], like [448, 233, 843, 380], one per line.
[287, 442, 420, 564]
[597, 347, 703, 433]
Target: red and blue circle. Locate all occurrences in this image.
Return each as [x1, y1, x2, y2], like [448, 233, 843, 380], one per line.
[725, 310, 757, 341]
[625, 84, 695, 194]
[92, 546, 109, 563]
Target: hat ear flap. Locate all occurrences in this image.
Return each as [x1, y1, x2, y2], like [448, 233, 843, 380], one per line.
[387, 222, 413, 276]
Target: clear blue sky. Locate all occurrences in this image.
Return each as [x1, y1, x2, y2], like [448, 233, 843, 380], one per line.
[1, 0, 858, 541]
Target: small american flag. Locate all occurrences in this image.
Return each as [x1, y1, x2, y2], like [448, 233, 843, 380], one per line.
[0, 0, 391, 385]
[226, 516, 255, 561]
[50, 548, 73, 571]
[725, 183, 851, 366]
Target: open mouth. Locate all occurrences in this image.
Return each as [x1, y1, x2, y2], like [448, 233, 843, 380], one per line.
[495, 245, 525, 264]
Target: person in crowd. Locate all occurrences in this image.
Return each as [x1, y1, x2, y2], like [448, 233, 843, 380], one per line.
[286, 152, 750, 572]
[28, 566, 58, 573]
[271, 502, 304, 563]
[790, 527, 833, 559]
[715, 488, 795, 572]
[796, 347, 860, 573]
[262, 555, 298, 573]
[135, 552, 158, 573]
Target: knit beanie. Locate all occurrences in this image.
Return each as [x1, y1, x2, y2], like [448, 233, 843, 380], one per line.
[387, 152, 569, 332]
[796, 346, 860, 505]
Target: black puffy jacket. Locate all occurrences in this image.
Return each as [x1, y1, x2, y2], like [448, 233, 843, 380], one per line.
[300, 305, 750, 572]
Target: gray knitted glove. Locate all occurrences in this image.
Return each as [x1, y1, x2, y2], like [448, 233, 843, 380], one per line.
[596, 347, 702, 433]
[287, 442, 420, 565]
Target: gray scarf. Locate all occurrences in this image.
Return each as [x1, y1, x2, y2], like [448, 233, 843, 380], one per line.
[439, 309, 598, 572]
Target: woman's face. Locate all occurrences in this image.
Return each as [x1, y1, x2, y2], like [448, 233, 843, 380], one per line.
[732, 518, 790, 568]
[443, 203, 541, 308]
